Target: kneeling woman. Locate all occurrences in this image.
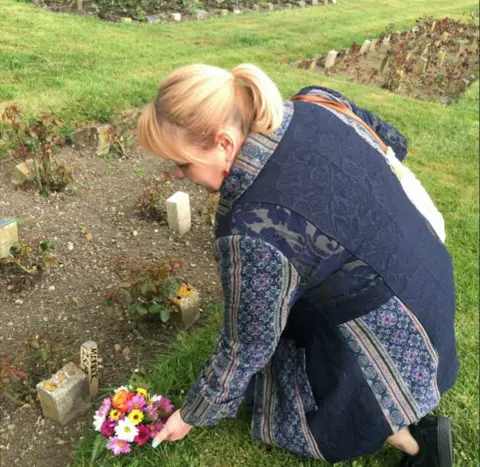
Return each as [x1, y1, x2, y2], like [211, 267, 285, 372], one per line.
[137, 63, 457, 467]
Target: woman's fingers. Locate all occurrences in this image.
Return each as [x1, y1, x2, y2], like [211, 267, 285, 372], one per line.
[152, 410, 192, 447]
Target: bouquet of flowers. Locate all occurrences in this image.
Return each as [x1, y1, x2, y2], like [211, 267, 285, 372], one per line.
[93, 385, 174, 456]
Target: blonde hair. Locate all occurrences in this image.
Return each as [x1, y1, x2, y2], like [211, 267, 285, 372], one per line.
[137, 63, 284, 163]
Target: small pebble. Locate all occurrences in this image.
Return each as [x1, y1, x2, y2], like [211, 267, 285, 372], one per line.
[49, 286, 55, 291]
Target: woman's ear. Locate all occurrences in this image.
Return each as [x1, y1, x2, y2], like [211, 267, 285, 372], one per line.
[216, 131, 236, 165]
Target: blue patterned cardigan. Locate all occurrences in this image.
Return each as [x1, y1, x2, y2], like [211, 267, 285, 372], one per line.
[179, 87, 458, 461]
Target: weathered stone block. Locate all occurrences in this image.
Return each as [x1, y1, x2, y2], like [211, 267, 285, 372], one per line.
[79, 341, 99, 397]
[72, 127, 97, 148]
[265, 2, 274, 10]
[120, 17, 132, 23]
[11, 159, 35, 186]
[252, 4, 260, 10]
[437, 49, 446, 67]
[166, 192, 191, 237]
[359, 40, 372, 54]
[194, 8, 208, 19]
[36, 363, 91, 425]
[170, 288, 200, 329]
[296, 1, 306, 7]
[219, 9, 229, 15]
[325, 50, 338, 69]
[0, 219, 18, 259]
[171, 13, 181, 21]
[96, 125, 111, 156]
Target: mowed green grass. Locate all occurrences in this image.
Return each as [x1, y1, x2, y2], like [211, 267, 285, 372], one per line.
[0, 0, 478, 465]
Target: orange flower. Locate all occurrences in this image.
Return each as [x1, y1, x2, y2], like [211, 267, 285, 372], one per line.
[112, 389, 132, 413]
[168, 296, 181, 305]
[177, 283, 194, 298]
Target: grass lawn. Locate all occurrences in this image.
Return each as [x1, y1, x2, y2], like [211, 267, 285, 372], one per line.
[1, 0, 478, 465]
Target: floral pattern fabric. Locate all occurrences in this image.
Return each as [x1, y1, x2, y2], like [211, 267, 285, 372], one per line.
[180, 89, 446, 462]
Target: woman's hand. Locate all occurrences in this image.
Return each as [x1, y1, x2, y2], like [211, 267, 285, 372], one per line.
[152, 410, 193, 447]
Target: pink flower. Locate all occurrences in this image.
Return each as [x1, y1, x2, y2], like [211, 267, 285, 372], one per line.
[134, 424, 151, 446]
[98, 397, 112, 417]
[101, 418, 116, 438]
[149, 422, 164, 439]
[144, 404, 158, 421]
[157, 398, 174, 414]
[127, 394, 146, 412]
[107, 438, 131, 456]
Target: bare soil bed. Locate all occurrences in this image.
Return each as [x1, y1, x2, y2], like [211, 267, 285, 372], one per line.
[0, 146, 222, 466]
[295, 17, 479, 104]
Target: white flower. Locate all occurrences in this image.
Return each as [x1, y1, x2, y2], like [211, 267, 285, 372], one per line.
[150, 394, 162, 403]
[114, 386, 130, 393]
[93, 413, 106, 432]
[114, 418, 138, 442]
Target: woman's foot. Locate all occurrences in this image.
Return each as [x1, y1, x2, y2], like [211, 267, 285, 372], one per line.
[399, 415, 452, 467]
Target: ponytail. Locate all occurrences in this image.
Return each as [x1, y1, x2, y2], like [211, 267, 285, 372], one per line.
[232, 64, 284, 134]
[137, 63, 284, 163]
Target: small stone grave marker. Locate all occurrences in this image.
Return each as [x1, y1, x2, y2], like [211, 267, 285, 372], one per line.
[170, 286, 201, 329]
[37, 362, 91, 425]
[166, 192, 191, 237]
[79, 340, 99, 397]
[359, 40, 372, 54]
[325, 50, 338, 69]
[11, 159, 35, 186]
[0, 218, 18, 259]
[437, 49, 446, 67]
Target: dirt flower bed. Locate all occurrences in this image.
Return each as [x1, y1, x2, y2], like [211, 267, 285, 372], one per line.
[0, 143, 222, 466]
[295, 16, 480, 103]
[35, 0, 332, 24]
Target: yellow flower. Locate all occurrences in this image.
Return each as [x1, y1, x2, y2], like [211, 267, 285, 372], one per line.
[128, 409, 144, 425]
[109, 409, 121, 420]
[177, 283, 194, 298]
[136, 387, 148, 398]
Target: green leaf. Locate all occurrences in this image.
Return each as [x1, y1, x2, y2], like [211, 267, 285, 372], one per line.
[162, 278, 181, 299]
[91, 434, 107, 464]
[160, 308, 170, 323]
[139, 281, 156, 296]
[29, 339, 40, 349]
[148, 303, 163, 314]
[136, 305, 148, 315]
